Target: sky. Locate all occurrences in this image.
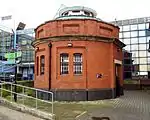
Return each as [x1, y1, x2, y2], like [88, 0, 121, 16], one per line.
[0, 0, 150, 29]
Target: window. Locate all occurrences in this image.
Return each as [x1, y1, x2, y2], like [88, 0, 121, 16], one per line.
[73, 53, 82, 74]
[139, 31, 146, 36]
[123, 25, 130, 31]
[139, 37, 146, 43]
[36, 57, 39, 75]
[139, 24, 145, 30]
[40, 55, 45, 75]
[119, 33, 123, 38]
[131, 25, 138, 30]
[60, 53, 69, 74]
[124, 38, 130, 45]
[131, 44, 138, 51]
[131, 38, 138, 44]
[123, 32, 130, 38]
[131, 31, 138, 37]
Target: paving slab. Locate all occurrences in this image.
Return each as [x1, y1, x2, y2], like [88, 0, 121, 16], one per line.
[77, 91, 150, 120]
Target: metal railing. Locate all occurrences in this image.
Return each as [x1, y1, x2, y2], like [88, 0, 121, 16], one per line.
[0, 81, 54, 115]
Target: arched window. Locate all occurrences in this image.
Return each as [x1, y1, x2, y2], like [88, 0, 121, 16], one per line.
[60, 53, 69, 74]
[73, 53, 82, 74]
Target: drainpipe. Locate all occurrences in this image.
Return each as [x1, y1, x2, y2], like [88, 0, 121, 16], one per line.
[48, 43, 52, 91]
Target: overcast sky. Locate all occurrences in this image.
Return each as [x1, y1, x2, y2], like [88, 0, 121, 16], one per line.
[0, 0, 150, 29]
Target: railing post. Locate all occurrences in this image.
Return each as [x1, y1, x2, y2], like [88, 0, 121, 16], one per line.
[36, 90, 37, 109]
[52, 93, 53, 115]
[22, 87, 24, 105]
[11, 83, 13, 102]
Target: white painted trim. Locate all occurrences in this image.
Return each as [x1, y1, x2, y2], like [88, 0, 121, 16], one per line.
[114, 59, 122, 65]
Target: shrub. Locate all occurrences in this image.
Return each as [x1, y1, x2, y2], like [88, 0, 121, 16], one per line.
[17, 80, 33, 87]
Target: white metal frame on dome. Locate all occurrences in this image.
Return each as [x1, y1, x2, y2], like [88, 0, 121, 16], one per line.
[59, 6, 97, 17]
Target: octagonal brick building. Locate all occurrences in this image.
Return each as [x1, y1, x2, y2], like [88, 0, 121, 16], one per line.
[32, 6, 125, 101]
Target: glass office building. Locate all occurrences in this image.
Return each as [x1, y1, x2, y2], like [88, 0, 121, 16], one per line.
[0, 25, 35, 80]
[111, 17, 150, 80]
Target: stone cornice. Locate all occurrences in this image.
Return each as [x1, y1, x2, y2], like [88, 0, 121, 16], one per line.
[32, 35, 125, 48]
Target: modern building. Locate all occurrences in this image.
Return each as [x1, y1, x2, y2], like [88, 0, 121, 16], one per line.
[0, 25, 35, 80]
[111, 17, 150, 81]
[32, 6, 125, 101]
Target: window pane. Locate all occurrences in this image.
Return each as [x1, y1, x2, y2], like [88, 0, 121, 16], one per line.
[124, 38, 130, 45]
[139, 51, 146, 57]
[131, 38, 138, 44]
[131, 31, 138, 37]
[147, 37, 150, 43]
[60, 53, 69, 74]
[119, 33, 123, 38]
[140, 65, 147, 71]
[139, 24, 145, 30]
[139, 37, 146, 43]
[131, 25, 137, 30]
[37, 57, 39, 75]
[139, 31, 145, 36]
[123, 32, 130, 38]
[123, 25, 130, 31]
[132, 51, 139, 58]
[73, 53, 82, 74]
[139, 58, 147, 64]
[146, 23, 150, 29]
[131, 45, 138, 51]
[40, 55, 45, 75]
[132, 57, 139, 64]
[139, 44, 146, 50]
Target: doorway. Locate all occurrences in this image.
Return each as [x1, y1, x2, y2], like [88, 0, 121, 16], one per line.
[115, 64, 121, 97]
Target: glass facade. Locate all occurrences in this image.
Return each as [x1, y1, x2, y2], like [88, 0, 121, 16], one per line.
[0, 27, 35, 80]
[112, 17, 150, 80]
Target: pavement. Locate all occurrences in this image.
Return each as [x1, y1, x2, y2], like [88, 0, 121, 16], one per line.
[77, 91, 150, 120]
[0, 105, 44, 120]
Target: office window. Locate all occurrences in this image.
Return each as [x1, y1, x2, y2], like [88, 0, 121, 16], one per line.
[131, 44, 138, 51]
[40, 55, 45, 75]
[131, 25, 138, 30]
[60, 53, 69, 74]
[124, 38, 130, 45]
[140, 65, 148, 71]
[73, 53, 82, 74]
[119, 33, 123, 38]
[139, 31, 146, 36]
[131, 38, 138, 44]
[139, 44, 146, 50]
[139, 24, 145, 30]
[123, 32, 130, 38]
[139, 58, 147, 64]
[139, 37, 146, 43]
[36, 57, 39, 75]
[139, 51, 146, 57]
[123, 25, 130, 31]
[131, 31, 138, 37]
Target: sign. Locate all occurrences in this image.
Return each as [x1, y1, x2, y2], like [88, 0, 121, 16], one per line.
[16, 28, 34, 35]
[1, 15, 12, 20]
[4, 51, 22, 59]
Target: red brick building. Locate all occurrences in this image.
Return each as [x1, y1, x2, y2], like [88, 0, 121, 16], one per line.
[32, 6, 125, 101]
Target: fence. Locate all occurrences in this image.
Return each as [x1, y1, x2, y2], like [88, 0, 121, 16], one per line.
[0, 81, 54, 115]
